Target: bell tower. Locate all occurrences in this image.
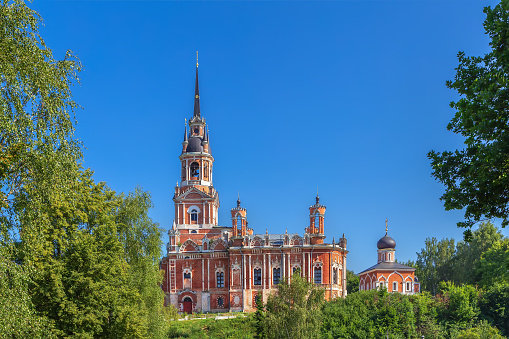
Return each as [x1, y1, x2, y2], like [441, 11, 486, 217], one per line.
[173, 56, 219, 229]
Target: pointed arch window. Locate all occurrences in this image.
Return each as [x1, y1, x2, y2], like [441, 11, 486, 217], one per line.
[293, 266, 301, 276]
[273, 267, 281, 285]
[216, 271, 224, 288]
[254, 268, 262, 285]
[333, 268, 338, 284]
[393, 281, 398, 292]
[190, 162, 200, 178]
[236, 215, 243, 229]
[314, 213, 320, 232]
[314, 266, 322, 284]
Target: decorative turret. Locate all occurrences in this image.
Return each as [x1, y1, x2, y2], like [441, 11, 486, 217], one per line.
[306, 194, 326, 244]
[167, 220, 181, 253]
[231, 196, 247, 237]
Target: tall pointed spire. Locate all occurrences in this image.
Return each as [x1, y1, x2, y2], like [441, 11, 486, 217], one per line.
[193, 51, 201, 118]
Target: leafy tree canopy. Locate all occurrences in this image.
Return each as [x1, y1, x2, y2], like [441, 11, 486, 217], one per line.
[428, 1, 509, 233]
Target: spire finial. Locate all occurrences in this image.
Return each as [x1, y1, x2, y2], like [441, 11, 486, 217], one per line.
[193, 56, 200, 117]
[316, 188, 320, 205]
[385, 218, 388, 235]
[237, 191, 241, 208]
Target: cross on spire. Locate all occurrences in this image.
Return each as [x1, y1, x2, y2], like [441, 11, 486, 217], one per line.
[385, 218, 388, 235]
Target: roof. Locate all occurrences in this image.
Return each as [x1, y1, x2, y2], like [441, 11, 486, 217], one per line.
[358, 261, 415, 275]
[377, 235, 396, 249]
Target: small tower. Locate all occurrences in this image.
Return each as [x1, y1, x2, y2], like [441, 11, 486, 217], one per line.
[231, 197, 247, 237]
[306, 194, 326, 244]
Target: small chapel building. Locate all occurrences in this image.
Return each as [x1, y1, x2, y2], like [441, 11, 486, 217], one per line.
[160, 61, 348, 313]
[358, 223, 420, 294]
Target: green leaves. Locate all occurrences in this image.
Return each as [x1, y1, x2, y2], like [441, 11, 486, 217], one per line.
[429, 2, 509, 229]
[257, 274, 325, 339]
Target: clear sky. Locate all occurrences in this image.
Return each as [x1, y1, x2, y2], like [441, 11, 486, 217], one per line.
[31, 0, 507, 274]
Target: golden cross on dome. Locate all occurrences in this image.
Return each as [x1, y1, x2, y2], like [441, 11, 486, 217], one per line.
[196, 51, 199, 67]
[385, 218, 388, 235]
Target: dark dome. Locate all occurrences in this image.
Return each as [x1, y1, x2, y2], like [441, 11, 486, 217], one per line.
[186, 137, 203, 153]
[377, 235, 396, 249]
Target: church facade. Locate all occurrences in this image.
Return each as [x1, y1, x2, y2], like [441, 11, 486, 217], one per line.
[160, 63, 348, 313]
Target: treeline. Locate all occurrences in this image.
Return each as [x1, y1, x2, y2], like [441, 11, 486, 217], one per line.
[0, 1, 170, 337]
[405, 222, 508, 295]
[251, 272, 509, 339]
[322, 284, 508, 339]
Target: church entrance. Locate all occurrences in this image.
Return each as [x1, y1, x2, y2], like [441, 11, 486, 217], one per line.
[183, 297, 193, 314]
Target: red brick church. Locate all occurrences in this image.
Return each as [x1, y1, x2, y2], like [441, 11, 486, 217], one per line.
[358, 220, 420, 294]
[160, 61, 348, 313]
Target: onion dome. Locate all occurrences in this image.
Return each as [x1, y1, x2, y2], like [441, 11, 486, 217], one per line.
[377, 235, 396, 249]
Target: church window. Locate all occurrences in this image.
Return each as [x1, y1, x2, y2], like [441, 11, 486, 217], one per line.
[273, 267, 281, 285]
[191, 230, 197, 234]
[184, 271, 191, 289]
[217, 272, 224, 288]
[237, 215, 242, 229]
[293, 267, 301, 276]
[406, 282, 411, 291]
[190, 209, 198, 222]
[217, 296, 224, 307]
[393, 281, 398, 292]
[254, 268, 262, 285]
[314, 267, 322, 284]
[333, 268, 338, 284]
[190, 162, 200, 178]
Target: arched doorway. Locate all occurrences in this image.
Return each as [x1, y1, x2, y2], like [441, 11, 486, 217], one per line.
[183, 297, 193, 314]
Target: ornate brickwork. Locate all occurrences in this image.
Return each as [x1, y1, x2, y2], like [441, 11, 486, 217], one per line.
[160, 63, 348, 313]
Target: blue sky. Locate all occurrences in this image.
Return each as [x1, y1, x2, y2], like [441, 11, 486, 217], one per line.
[32, 0, 507, 273]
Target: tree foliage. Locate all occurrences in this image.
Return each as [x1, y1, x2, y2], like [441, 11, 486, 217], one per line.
[256, 274, 325, 339]
[428, 1, 509, 231]
[0, 0, 82, 242]
[453, 222, 503, 285]
[414, 237, 456, 295]
[346, 269, 359, 294]
[477, 238, 509, 287]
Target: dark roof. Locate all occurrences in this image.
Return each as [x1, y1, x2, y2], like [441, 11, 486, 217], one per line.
[186, 136, 204, 153]
[377, 235, 396, 249]
[358, 261, 415, 275]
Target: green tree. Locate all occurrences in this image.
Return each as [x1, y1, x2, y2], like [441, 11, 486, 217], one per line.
[453, 222, 503, 285]
[116, 188, 168, 338]
[0, 0, 82, 240]
[415, 237, 456, 295]
[477, 238, 509, 287]
[0, 253, 56, 338]
[428, 1, 509, 232]
[258, 274, 324, 339]
[437, 282, 480, 328]
[479, 282, 509, 336]
[346, 269, 359, 294]
[455, 320, 504, 339]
